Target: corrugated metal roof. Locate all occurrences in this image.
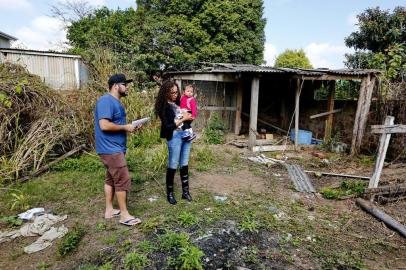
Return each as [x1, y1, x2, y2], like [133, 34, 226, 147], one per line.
[0, 48, 81, 58]
[168, 63, 380, 77]
[0, 31, 17, 41]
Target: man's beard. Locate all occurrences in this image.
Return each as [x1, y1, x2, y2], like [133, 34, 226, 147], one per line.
[119, 90, 128, 97]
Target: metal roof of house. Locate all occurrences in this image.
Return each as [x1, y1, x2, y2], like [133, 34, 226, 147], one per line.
[0, 31, 17, 41]
[167, 63, 380, 77]
[0, 48, 82, 58]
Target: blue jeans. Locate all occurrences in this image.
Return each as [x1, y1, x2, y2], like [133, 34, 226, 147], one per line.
[167, 130, 192, 169]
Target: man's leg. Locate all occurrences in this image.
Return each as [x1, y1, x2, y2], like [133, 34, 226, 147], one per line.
[104, 183, 115, 218]
[116, 191, 133, 222]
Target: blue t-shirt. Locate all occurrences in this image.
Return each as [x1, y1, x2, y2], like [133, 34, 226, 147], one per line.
[94, 94, 127, 154]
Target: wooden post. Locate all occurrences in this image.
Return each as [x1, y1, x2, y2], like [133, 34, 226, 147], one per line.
[324, 81, 335, 142]
[294, 79, 301, 149]
[369, 116, 395, 188]
[351, 75, 375, 155]
[248, 76, 260, 150]
[234, 79, 243, 135]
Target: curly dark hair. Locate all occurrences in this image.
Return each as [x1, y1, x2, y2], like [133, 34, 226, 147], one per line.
[154, 80, 180, 118]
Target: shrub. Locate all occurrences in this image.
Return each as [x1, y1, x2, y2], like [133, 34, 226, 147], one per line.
[202, 112, 226, 144]
[58, 225, 86, 256]
[52, 154, 104, 172]
[158, 230, 190, 251]
[124, 252, 150, 270]
[178, 212, 199, 227]
[178, 245, 204, 270]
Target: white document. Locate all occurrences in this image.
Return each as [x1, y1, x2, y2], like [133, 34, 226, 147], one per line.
[131, 117, 150, 127]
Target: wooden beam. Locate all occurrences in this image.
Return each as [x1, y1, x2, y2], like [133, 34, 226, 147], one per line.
[310, 109, 342, 119]
[234, 80, 243, 135]
[201, 106, 236, 111]
[371, 124, 406, 134]
[242, 112, 287, 133]
[369, 116, 395, 188]
[304, 170, 370, 180]
[351, 75, 375, 155]
[324, 81, 335, 142]
[293, 74, 365, 81]
[248, 76, 260, 150]
[252, 145, 295, 152]
[172, 73, 238, 82]
[294, 79, 301, 149]
[356, 198, 406, 238]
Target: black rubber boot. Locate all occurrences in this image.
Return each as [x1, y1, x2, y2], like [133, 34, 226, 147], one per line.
[166, 168, 177, 205]
[180, 166, 192, 202]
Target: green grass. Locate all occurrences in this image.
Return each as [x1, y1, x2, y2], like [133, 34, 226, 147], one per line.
[58, 225, 86, 256]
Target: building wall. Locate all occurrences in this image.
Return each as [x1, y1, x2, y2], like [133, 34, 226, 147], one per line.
[180, 79, 238, 131]
[0, 50, 88, 90]
[0, 37, 11, 48]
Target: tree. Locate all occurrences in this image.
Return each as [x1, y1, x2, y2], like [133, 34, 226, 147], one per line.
[65, 0, 266, 79]
[344, 6, 406, 81]
[274, 49, 313, 69]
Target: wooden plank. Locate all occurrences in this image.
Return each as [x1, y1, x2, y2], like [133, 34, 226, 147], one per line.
[252, 145, 295, 152]
[310, 109, 342, 119]
[324, 81, 335, 142]
[356, 198, 406, 238]
[371, 124, 406, 134]
[248, 77, 260, 150]
[294, 79, 301, 149]
[172, 73, 238, 82]
[242, 112, 287, 133]
[234, 80, 243, 135]
[293, 74, 366, 81]
[351, 75, 376, 155]
[201, 106, 237, 111]
[304, 170, 370, 180]
[369, 116, 395, 188]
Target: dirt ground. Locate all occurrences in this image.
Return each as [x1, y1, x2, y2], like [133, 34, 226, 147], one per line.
[1, 144, 406, 269]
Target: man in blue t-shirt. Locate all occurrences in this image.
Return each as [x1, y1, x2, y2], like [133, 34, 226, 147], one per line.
[94, 74, 142, 226]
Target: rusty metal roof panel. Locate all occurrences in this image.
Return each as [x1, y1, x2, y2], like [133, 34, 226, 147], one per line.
[167, 63, 381, 76]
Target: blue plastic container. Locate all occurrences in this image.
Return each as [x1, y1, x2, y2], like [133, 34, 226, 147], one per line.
[290, 129, 312, 145]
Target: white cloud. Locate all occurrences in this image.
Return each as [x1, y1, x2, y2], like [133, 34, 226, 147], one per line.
[304, 42, 353, 69]
[263, 43, 278, 66]
[14, 16, 68, 51]
[0, 0, 30, 10]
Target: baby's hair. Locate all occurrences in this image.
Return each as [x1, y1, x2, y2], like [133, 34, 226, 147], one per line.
[183, 84, 194, 92]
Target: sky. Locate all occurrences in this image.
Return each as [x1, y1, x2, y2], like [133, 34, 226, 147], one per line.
[0, 0, 404, 69]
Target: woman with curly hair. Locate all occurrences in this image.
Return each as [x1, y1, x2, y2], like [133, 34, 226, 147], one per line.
[155, 80, 194, 205]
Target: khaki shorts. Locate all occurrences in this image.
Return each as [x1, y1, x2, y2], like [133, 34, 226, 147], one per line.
[99, 153, 131, 192]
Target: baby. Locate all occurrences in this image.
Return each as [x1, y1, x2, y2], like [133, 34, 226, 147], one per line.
[180, 84, 197, 141]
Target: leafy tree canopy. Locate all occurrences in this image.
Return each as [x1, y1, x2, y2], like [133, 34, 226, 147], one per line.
[66, 0, 266, 80]
[274, 49, 313, 69]
[344, 6, 406, 81]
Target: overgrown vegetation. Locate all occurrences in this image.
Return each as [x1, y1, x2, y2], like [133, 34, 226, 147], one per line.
[202, 112, 226, 144]
[58, 225, 86, 256]
[321, 180, 367, 199]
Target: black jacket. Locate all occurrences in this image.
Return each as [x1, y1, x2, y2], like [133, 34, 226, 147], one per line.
[159, 104, 177, 141]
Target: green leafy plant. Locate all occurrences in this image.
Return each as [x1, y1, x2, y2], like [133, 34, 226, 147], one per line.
[158, 230, 190, 251]
[124, 252, 150, 270]
[136, 240, 156, 254]
[239, 212, 260, 233]
[0, 216, 23, 227]
[203, 112, 226, 144]
[320, 188, 342, 200]
[178, 245, 204, 270]
[178, 212, 199, 227]
[10, 191, 30, 211]
[58, 225, 86, 256]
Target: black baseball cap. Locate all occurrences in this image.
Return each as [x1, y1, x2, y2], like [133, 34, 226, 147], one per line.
[108, 74, 133, 89]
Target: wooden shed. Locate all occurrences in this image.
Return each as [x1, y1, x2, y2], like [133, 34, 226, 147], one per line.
[167, 63, 380, 155]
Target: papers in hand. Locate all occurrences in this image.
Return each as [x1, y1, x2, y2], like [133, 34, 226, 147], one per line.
[132, 117, 150, 127]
